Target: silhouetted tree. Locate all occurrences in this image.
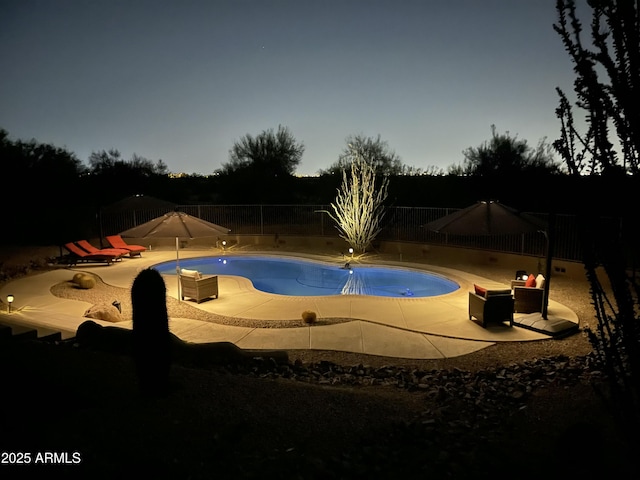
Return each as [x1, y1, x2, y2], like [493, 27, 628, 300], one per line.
[0, 128, 88, 244]
[220, 125, 304, 177]
[553, 0, 640, 446]
[86, 149, 170, 207]
[321, 134, 404, 176]
[88, 149, 167, 177]
[451, 125, 563, 176]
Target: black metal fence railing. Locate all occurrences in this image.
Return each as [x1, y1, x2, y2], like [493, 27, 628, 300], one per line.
[98, 204, 597, 262]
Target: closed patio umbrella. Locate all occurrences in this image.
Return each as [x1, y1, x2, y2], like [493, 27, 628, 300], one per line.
[425, 200, 553, 319]
[119, 211, 230, 299]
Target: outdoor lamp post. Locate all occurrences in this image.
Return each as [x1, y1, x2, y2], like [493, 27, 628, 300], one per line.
[222, 240, 226, 251]
[7, 294, 14, 313]
[348, 247, 354, 258]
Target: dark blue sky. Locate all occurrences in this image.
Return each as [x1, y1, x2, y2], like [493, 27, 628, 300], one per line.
[0, 0, 578, 175]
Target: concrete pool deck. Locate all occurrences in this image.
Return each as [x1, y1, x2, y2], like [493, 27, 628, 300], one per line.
[0, 249, 580, 359]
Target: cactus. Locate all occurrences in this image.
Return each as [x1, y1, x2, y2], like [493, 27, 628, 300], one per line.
[131, 268, 171, 397]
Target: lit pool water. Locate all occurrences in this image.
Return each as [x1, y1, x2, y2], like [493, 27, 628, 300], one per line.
[154, 256, 459, 298]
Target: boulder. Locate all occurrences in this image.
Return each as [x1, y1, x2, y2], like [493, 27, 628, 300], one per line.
[84, 303, 123, 323]
[73, 273, 96, 289]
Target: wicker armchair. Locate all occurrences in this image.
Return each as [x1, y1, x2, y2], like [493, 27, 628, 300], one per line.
[513, 286, 544, 313]
[468, 291, 514, 328]
[180, 274, 218, 303]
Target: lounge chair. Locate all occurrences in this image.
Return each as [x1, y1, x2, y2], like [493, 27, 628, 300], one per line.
[63, 242, 117, 265]
[76, 239, 129, 259]
[105, 235, 147, 256]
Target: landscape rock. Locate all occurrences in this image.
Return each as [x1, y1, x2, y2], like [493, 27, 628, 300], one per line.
[84, 302, 123, 323]
[73, 273, 96, 289]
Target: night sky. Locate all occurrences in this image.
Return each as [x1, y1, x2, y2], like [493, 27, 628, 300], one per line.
[0, 0, 578, 175]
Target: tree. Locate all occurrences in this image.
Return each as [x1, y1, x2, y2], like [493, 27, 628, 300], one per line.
[553, 0, 640, 445]
[321, 134, 403, 176]
[86, 149, 171, 205]
[88, 150, 167, 176]
[325, 148, 389, 253]
[454, 125, 563, 176]
[0, 128, 88, 244]
[221, 125, 304, 177]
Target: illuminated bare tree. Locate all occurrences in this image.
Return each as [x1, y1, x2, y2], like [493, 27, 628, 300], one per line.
[327, 151, 389, 253]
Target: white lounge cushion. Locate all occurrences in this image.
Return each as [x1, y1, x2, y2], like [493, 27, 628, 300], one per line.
[181, 268, 201, 279]
[535, 274, 545, 289]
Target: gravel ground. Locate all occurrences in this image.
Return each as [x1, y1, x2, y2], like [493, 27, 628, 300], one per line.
[1, 246, 637, 478]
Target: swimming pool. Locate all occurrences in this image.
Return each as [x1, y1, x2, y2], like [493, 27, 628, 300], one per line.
[154, 255, 459, 298]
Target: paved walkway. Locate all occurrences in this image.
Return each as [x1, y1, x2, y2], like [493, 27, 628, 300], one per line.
[0, 250, 579, 359]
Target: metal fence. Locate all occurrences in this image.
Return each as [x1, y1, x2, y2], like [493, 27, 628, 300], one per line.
[99, 204, 594, 262]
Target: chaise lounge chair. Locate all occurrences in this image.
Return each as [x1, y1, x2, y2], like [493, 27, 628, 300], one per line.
[76, 239, 129, 259]
[105, 235, 147, 257]
[63, 242, 118, 265]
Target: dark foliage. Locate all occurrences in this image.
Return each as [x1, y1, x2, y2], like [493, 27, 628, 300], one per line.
[553, 0, 640, 445]
[452, 125, 563, 176]
[220, 125, 304, 178]
[320, 133, 405, 176]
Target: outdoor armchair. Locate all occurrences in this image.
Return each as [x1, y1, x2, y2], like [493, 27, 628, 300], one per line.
[512, 273, 545, 313]
[513, 287, 544, 313]
[180, 271, 218, 303]
[469, 285, 514, 328]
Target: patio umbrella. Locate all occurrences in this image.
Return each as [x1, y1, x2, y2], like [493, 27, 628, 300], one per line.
[425, 201, 545, 235]
[119, 211, 230, 299]
[99, 194, 177, 247]
[425, 201, 553, 319]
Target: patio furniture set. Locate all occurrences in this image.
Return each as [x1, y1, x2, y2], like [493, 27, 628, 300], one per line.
[469, 273, 546, 328]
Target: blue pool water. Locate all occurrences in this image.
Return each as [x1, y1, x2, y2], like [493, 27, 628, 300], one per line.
[154, 255, 459, 298]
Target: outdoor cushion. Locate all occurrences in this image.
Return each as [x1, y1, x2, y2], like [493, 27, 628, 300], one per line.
[474, 284, 487, 297]
[473, 284, 510, 298]
[535, 274, 545, 289]
[525, 274, 536, 287]
[181, 268, 201, 279]
[485, 289, 512, 297]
